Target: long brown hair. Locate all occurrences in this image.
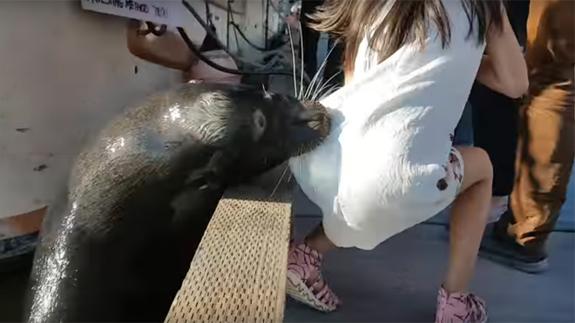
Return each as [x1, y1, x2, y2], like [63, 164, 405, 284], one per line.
[308, 0, 504, 80]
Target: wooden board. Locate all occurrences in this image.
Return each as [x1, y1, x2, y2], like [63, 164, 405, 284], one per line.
[164, 180, 293, 323]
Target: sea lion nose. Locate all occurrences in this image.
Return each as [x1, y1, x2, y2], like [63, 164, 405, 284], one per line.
[297, 109, 323, 123]
[293, 101, 330, 137]
[296, 109, 330, 137]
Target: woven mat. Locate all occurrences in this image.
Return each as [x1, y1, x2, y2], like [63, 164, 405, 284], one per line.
[164, 181, 293, 323]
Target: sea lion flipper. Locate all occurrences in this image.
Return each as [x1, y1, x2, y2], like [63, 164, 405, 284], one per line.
[186, 171, 220, 191]
[185, 150, 231, 191]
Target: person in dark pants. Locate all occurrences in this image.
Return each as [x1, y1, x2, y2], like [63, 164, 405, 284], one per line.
[453, 101, 474, 147]
[469, 84, 520, 222]
[470, 0, 530, 223]
[300, 0, 344, 87]
[480, 0, 574, 274]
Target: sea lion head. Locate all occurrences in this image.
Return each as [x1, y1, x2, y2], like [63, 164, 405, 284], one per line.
[178, 83, 331, 189]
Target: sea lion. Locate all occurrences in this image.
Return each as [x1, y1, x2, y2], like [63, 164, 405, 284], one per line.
[24, 82, 330, 322]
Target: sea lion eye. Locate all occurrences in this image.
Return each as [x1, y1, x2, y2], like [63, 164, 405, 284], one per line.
[252, 109, 267, 141]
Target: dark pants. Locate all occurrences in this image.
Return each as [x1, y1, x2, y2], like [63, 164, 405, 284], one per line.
[470, 83, 520, 196]
[470, 0, 530, 197]
[454, 101, 474, 147]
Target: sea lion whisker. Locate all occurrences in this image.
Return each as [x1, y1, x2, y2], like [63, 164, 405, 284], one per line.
[304, 41, 339, 101]
[298, 21, 305, 100]
[303, 54, 329, 101]
[268, 163, 290, 199]
[312, 85, 336, 103]
[286, 24, 298, 98]
[312, 71, 342, 101]
[303, 64, 324, 101]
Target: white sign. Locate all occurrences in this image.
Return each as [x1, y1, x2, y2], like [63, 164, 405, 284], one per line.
[81, 0, 188, 27]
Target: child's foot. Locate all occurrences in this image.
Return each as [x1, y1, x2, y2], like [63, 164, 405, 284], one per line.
[435, 286, 487, 323]
[286, 242, 341, 312]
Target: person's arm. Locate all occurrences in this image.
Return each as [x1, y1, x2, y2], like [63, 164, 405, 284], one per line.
[126, 20, 197, 71]
[475, 7, 529, 99]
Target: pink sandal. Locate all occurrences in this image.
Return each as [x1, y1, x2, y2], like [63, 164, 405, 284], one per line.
[436, 286, 488, 323]
[286, 242, 341, 312]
